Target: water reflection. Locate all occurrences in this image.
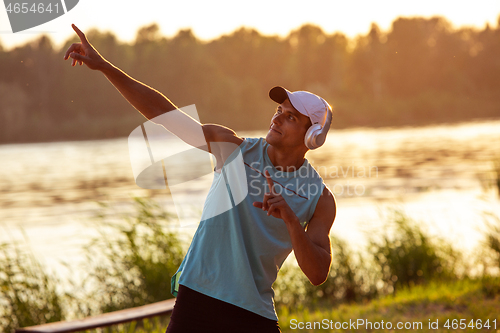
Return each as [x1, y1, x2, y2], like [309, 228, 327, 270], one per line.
[1, 120, 500, 280]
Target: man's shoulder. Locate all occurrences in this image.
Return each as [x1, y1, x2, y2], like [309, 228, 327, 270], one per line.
[319, 186, 335, 203]
[302, 159, 325, 182]
[239, 137, 268, 153]
[202, 124, 244, 146]
[315, 186, 336, 219]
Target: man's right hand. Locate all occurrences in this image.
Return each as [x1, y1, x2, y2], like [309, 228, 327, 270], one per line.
[64, 24, 107, 70]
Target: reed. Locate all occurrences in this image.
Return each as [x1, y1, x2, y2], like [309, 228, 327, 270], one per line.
[494, 159, 500, 198]
[0, 241, 65, 332]
[81, 197, 185, 314]
[369, 209, 459, 294]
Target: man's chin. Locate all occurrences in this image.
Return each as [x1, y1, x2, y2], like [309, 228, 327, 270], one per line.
[265, 132, 276, 145]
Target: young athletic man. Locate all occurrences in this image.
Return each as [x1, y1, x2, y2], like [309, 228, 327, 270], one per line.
[65, 24, 336, 333]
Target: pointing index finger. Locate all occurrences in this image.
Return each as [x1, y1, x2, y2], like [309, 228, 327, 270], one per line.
[265, 170, 276, 194]
[72, 24, 88, 44]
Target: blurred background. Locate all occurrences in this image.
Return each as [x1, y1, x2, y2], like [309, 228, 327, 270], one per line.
[2, 0, 500, 331]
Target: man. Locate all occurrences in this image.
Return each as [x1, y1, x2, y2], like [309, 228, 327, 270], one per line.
[65, 24, 336, 333]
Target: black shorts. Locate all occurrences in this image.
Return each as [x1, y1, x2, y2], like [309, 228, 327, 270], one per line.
[166, 285, 281, 333]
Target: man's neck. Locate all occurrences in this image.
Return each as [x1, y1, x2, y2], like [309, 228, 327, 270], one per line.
[267, 145, 306, 172]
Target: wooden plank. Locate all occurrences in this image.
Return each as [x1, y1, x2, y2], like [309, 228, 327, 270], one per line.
[15, 298, 175, 333]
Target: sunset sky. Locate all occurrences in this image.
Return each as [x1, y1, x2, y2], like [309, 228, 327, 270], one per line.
[0, 0, 499, 50]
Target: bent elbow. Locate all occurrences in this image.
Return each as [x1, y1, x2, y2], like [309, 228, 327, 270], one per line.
[309, 272, 328, 286]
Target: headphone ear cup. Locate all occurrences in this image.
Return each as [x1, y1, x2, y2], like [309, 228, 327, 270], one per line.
[304, 124, 322, 150]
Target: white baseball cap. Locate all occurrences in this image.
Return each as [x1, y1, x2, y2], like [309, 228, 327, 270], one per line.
[269, 86, 331, 126]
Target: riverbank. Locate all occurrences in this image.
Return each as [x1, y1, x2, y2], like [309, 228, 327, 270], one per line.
[278, 278, 500, 332]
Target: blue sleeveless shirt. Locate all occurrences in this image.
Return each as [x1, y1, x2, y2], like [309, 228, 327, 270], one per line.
[171, 137, 324, 320]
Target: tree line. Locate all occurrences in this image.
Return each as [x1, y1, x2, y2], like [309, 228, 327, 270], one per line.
[1, 16, 500, 143]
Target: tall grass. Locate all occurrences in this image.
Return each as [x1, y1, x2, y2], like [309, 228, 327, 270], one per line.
[483, 212, 500, 276]
[274, 236, 377, 310]
[278, 278, 500, 333]
[2, 200, 499, 332]
[0, 241, 65, 333]
[276, 209, 460, 312]
[494, 159, 500, 198]
[369, 209, 458, 293]
[479, 158, 500, 198]
[0, 197, 185, 332]
[82, 197, 185, 314]
[303, 236, 378, 305]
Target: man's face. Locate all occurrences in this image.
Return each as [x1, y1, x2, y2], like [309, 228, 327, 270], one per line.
[265, 98, 312, 150]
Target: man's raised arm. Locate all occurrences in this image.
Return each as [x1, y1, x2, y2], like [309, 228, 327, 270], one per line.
[64, 24, 176, 120]
[64, 24, 243, 157]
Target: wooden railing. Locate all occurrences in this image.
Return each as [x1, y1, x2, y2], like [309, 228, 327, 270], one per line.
[15, 299, 175, 333]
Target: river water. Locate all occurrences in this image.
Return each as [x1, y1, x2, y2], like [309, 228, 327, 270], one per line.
[1, 120, 500, 282]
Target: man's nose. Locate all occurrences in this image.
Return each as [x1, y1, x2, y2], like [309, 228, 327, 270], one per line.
[272, 113, 283, 125]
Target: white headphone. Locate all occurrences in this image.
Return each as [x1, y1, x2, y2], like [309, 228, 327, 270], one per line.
[304, 99, 332, 150]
